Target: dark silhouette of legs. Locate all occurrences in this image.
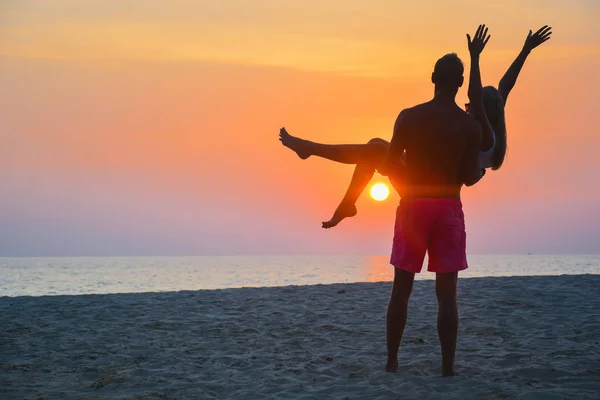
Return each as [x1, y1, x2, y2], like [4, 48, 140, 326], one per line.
[386, 268, 415, 372]
[279, 128, 387, 164]
[436, 272, 459, 376]
[322, 138, 390, 228]
[279, 127, 403, 227]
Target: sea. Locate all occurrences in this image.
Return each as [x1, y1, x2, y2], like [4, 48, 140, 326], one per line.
[1, 255, 599, 297]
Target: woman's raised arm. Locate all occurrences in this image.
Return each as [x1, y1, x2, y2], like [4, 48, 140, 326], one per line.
[498, 26, 552, 105]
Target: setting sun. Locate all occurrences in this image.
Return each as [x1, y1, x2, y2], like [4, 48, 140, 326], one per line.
[370, 183, 390, 201]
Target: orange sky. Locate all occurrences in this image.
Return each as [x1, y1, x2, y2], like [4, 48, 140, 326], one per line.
[1, 0, 599, 256]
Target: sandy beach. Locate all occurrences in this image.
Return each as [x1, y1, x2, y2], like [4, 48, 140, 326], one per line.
[2, 274, 599, 399]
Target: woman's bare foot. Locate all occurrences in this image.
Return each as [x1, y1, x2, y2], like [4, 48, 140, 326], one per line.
[322, 202, 357, 229]
[279, 127, 311, 159]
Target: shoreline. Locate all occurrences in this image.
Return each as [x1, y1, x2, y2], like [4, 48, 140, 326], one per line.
[3, 254, 600, 297]
[2, 272, 599, 299]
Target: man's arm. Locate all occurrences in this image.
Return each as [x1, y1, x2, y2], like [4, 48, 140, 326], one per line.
[498, 25, 552, 105]
[461, 123, 484, 187]
[379, 109, 409, 177]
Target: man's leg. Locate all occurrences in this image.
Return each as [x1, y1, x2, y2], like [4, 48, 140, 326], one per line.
[386, 268, 415, 372]
[435, 272, 459, 377]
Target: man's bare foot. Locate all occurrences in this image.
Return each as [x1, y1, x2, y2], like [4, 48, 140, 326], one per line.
[279, 127, 311, 159]
[322, 202, 357, 229]
[385, 359, 398, 373]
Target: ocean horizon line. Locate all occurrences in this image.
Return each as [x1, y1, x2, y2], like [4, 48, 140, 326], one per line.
[1, 253, 599, 259]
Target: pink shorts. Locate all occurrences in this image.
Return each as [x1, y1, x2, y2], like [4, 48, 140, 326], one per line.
[390, 198, 468, 274]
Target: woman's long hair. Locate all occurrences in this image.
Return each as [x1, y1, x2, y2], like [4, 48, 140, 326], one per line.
[483, 86, 507, 170]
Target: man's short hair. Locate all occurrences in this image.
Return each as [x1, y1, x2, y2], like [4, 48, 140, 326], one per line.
[432, 53, 464, 89]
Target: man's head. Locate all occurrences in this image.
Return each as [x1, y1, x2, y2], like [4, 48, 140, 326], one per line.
[431, 53, 464, 92]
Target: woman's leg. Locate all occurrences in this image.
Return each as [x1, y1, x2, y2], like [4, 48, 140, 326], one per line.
[322, 138, 391, 228]
[279, 127, 405, 228]
[279, 127, 385, 165]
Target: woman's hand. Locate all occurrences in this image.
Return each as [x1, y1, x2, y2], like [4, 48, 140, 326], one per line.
[467, 24, 491, 57]
[523, 25, 552, 53]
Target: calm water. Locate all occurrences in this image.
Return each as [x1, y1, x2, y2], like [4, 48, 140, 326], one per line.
[1, 255, 599, 297]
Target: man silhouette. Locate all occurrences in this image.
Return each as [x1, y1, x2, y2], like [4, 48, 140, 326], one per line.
[381, 53, 483, 376]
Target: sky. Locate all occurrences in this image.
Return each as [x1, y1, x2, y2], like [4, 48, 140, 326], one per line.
[1, 0, 599, 256]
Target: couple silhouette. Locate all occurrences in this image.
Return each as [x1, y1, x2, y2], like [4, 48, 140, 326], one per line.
[280, 25, 551, 376]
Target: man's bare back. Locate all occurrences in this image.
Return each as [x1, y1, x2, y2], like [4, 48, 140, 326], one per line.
[396, 99, 482, 199]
